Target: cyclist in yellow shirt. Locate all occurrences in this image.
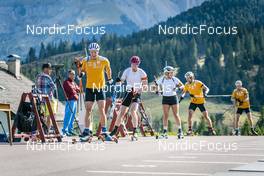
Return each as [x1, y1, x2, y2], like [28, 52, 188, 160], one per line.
[231, 80, 258, 136]
[76, 42, 114, 142]
[179, 71, 216, 136]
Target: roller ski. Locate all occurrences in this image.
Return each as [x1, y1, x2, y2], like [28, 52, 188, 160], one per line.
[155, 132, 168, 139]
[80, 135, 93, 143]
[186, 128, 194, 136]
[233, 128, 241, 136]
[79, 129, 93, 143]
[250, 128, 258, 136]
[98, 133, 118, 143]
[130, 133, 138, 141]
[177, 129, 184, 139]
[208, 127, 216, 136]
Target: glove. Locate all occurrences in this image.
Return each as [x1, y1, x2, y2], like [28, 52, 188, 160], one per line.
[115, 77, 121, 83]
[189, 94, 194, 98]
[179, 96, 184, 103]
[156, 91, 162, 96]
[235, 99, 243, 106]
[235, 98, 243, 105]
[108, 79, 114, 84]
[78, 72, 85, 78]
[204, 93, 208, 98]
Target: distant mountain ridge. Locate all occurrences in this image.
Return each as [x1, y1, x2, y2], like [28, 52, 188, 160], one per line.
[0, 0, 205, 59]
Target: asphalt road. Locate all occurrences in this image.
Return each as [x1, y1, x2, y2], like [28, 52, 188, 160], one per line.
[0, 136, 264, 176]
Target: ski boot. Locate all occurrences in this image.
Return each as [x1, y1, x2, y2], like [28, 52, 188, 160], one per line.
[177, 129, 184, 139]
[250, 128, 258, 136]
[187, 129, 193, 136]
[80, 130, 93, 143]
[234, 129, 240, 136]
[130, 133, 138, 141]
[99, 133, 118, 143]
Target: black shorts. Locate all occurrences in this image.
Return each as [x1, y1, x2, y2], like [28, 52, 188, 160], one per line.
[85, 88, 105, 102]
[189, 103, 206, 112]
[236, 108, 250, 114]
[162, 96, 178, 105]
[121, 91, 141, 107]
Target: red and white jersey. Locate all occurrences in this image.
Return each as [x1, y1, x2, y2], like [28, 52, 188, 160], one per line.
[121, 67, 147, 91]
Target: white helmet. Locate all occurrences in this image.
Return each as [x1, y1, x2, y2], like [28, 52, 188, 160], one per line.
[88, 42, 100, 51]
[235, 80, 242, 86]
[163, 66, 175, 73]
[185, 71, 194, 79]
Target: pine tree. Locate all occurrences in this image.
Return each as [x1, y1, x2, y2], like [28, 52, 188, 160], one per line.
[39, 42, 46, 60]
[27, 47, 37, 63]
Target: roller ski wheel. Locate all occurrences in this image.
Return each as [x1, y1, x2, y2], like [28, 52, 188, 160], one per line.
[72, 138, 77, 144]
[130, 135, 138, 141]
[156, 133, 168, 139]
[177, 133, 184, 139]
[24, 136, 30, 142]
[48, 139, 55, 143]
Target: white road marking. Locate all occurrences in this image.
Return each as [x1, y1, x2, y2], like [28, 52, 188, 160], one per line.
[238, 147, 264, 151]
[185, 153, 264, 157]
[122, 164, 157, 168]
[86, 170, 209, 175]
[143, 160, 248, 165]
[168, 156, 197, 159]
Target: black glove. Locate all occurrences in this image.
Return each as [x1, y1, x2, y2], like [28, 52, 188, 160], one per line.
[189, 94, 194, 98]
[115, 77, 121, 83]
[235, 99, 243, 106]
[179, 96, 184, 103]
[79, 72, 85, 78]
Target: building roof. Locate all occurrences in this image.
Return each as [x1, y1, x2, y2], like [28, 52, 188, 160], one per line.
[0, 66, 65, 120]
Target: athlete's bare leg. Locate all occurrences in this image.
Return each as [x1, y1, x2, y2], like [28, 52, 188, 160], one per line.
[162, 105, 170, 129]
[97, 100, 107, 127]
[84, 101, 94, 128]
[202, 110, 213, 128]
[115, 105, 129, 126]
[130, 102, 139, 128]
[235, 113, 240, 129]
[246, 112, 254, 128]
[171, 104, 181, 127]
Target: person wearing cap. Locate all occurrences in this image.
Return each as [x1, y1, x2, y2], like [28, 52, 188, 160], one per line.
[75, 43, 114, 142]
[231, 80, 258, 136]
[109, 56, 148, 140]
[155, 66, 184, 139]
[62, 70, 80, 136]
[180, 71, 216, 136]
[36, 63, 57, 132]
